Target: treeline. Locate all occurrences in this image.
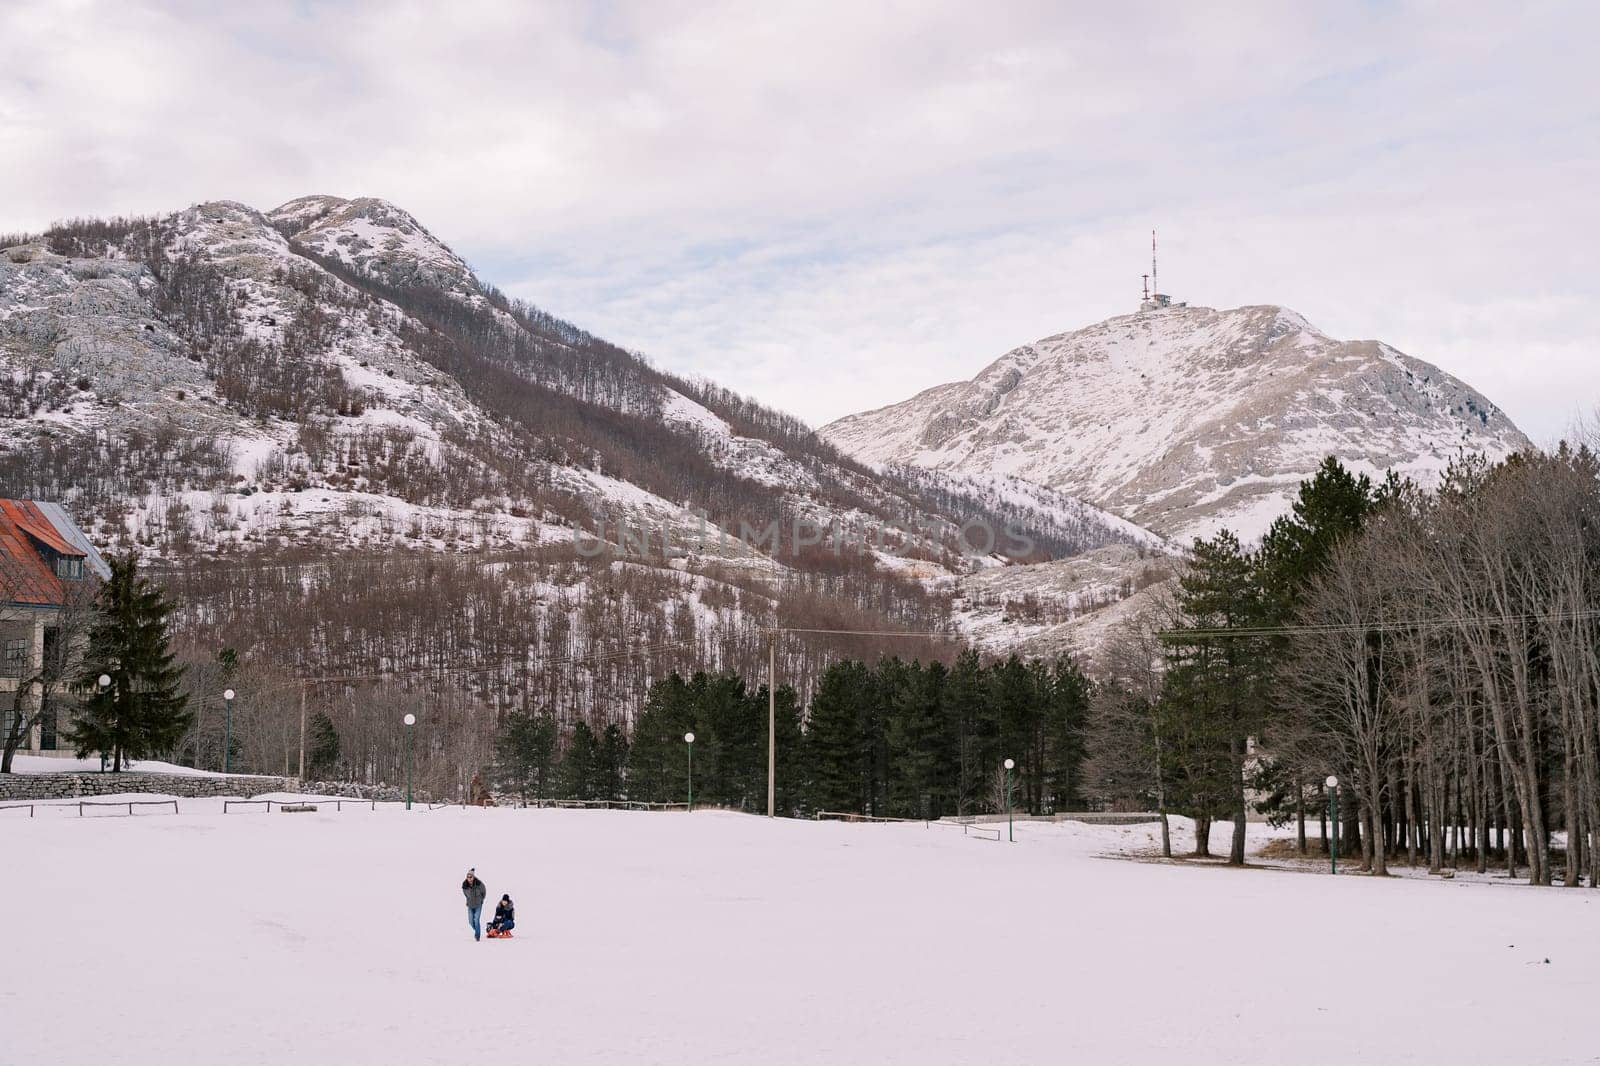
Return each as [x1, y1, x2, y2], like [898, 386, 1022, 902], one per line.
[153, 550, 963, 796]
[886, 466, 1153, 561]
[1091, 448, 1600, 886]
[494, 652, 1091, 818]
[304, 243, 667, 419]
[0, 430, 233, 517]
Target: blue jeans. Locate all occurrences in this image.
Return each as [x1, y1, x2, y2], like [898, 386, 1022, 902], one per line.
[468, 906, 482, 938]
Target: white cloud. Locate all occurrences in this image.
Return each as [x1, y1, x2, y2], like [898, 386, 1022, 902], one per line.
[2, 0, 1595, 440]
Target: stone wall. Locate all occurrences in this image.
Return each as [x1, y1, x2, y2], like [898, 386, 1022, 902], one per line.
[0, 773, 419, 803]
[294, 780, 417, 804]
[943, 811, 1163, 826]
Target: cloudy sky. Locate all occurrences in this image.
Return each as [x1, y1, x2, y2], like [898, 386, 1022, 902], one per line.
[4, 1, 1596, 441]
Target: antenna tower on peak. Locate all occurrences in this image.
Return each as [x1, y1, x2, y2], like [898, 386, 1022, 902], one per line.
[1138, 229, 1184, 313]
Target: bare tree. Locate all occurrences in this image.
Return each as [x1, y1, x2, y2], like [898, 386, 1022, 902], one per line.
[1, 578, 98, 773]
[1280, 532, 1406, 875]
[1086, 602, 1175, 857]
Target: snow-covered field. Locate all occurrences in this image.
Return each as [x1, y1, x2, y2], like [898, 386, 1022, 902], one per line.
[3, 804, 1592, 1065]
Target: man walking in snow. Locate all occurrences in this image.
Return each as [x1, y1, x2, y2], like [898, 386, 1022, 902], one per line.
[462, 868, 487, 941]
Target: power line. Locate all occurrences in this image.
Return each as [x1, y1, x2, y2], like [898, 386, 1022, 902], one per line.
[1158, 607, 1600, 640]
[185, 624, 962, 710]
[179, 621, 973, 791]
[190, 635, 711, 705]
[143, 552, 543, 580]
[760, 626, 959, 639]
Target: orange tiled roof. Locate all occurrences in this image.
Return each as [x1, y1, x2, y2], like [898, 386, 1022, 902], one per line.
[6, 501, 82, 557]
[0, 500, 75, 608]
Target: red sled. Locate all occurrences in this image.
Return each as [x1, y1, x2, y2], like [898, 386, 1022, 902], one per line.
[486, 927, 514, 938]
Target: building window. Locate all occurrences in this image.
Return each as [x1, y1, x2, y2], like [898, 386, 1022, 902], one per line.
[55, 557, 84, 580]
[2, 638, 25, 678]
[39, 707, 57, 751]
[0, 705, 25, 750]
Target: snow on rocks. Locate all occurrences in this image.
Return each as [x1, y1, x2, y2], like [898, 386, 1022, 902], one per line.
[947, 543, 1174, 660]
[822, 303, 1530, 542]
[660, 387, 733, 440]
[269, 195, 477, 296]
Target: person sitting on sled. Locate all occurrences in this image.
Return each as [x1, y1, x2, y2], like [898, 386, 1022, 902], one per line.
[487, 894, 515, 937]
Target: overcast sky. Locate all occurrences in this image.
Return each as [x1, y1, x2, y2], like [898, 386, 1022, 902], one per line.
[4, 1, 1596, 442]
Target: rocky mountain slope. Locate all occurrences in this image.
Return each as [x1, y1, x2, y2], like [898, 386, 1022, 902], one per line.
[822, 304, 1531, 541]
[0, 198, 1127, 564]
[0, 196, 1161, 714]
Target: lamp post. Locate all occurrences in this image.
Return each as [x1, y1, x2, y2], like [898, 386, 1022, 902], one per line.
[403, 713, 416, 810]
[767, 631, 776, 818]
[684, 732, 695, 811]
[222, 689, 235, 774]
[97, 674, 111, 772]
[1325, 775, 1339, 874]
[1003, 758, 1015, 843]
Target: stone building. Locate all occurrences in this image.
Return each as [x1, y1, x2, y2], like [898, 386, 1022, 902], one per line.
[0, 500, 109, 755]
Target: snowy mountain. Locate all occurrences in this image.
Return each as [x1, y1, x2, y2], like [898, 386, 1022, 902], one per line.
[822, 304, 1531, 541]
[0, 197, 1160, 706]
[0, 197, 1159, 570]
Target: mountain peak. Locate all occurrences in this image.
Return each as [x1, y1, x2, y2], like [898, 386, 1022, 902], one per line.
[267, 194, 350, 229]
[822, 302, 1528, 541]
[268, 194, 475, 294]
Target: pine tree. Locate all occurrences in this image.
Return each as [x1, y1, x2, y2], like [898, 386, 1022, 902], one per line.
[803, 660, 871, 814]
[559, 719, 600, 800]
[1154, 660, 1238, 856]
[630, 673, 696, 803]
[597, 722, 629, 801]
[306, 711, 341, 779]
[761, 681, 806, 815]
[1161, 529, 1269, 862]
[884, 659, 945, 818]
[65, 553, 191, 771]
[944, 649, 992, 815]
[493, 709, 557, 804]
[1257, 457, 1378, 853]
[989, 655, 1038, 813]
[214, 647, 240, 772]
[695, 672, 759, 809]
[1259, 456, 1376, 618]
[921, 660, 952, 814]
[1042, 657, 1091, 812]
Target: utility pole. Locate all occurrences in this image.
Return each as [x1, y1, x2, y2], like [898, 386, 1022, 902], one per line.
[297, 682, 307, 780]
[767, 630, 776, 818]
